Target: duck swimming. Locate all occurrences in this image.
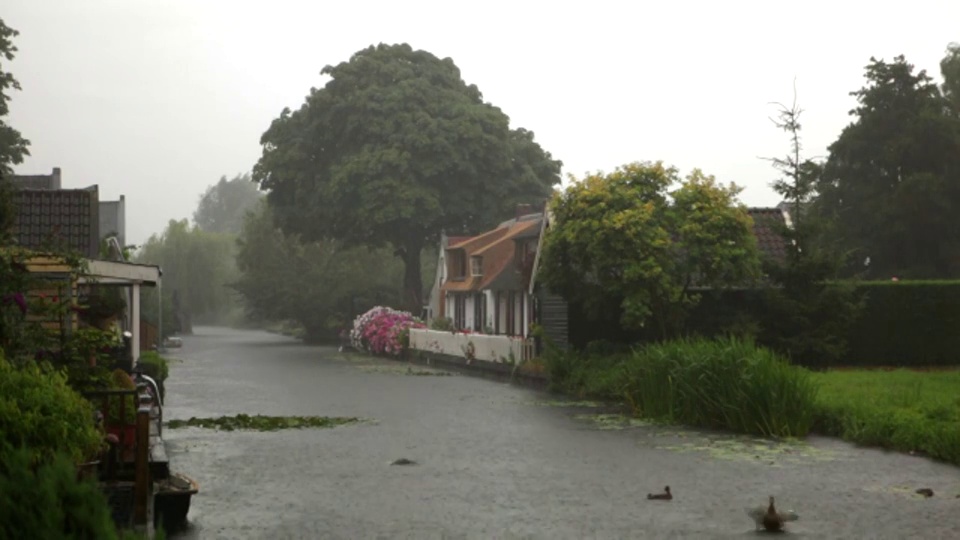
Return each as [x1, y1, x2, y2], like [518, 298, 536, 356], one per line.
[646, 486, 672, 500]
[745, 496, 798, 532]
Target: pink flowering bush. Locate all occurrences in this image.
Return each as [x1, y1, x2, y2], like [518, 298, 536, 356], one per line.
[350, 306, 426, 356]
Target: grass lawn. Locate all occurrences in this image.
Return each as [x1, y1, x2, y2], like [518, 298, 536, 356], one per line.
[812, 368, 960, 465]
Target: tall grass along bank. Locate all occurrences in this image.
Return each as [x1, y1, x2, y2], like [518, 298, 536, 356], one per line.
[546, 337, 818, 438]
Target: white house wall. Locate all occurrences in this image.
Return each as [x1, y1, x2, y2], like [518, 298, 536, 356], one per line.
[409, 328, 525, 363]
[443, 290, 533, 336]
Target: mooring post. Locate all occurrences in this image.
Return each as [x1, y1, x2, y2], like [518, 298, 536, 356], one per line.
[133, 403, 151, 527]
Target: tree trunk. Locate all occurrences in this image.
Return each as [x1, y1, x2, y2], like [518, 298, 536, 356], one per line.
[400, 241, 423, 315]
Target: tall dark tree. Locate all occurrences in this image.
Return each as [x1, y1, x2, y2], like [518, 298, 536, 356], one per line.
[193, 173, 264, 235]
[942, 42, 960, 115]
[253, 43, 561, 311]
[814, 54, 960, 278]
[758, 91, 863, 367]
[135, 219, 239, 327]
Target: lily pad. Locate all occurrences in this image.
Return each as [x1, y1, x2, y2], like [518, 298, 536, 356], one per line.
[357, 365, 453, 376]
[530, 399, 608, 408]
[165, 414, 367, 431]
[656, 434, 841, 465]
[574, 413, 657, 430]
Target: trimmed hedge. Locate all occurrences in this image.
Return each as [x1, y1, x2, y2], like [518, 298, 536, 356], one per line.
[842, 281, 960, 366]
[570, 280, 960, 367]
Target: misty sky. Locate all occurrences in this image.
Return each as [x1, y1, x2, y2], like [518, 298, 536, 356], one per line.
[5, 1, 958, 246]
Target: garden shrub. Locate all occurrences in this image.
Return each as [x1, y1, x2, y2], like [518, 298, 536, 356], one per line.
[0, 447, 120, 540]
[429, 316, 454, 332]
[842, 280, 960, 366]
[0, 353, 103, 465]
[106, 369, 138, 426]
[138, 351, 170, 400]
[350, 306, 425, 356]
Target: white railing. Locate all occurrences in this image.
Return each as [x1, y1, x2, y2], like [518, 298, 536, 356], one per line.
[409, 328, 535, 363]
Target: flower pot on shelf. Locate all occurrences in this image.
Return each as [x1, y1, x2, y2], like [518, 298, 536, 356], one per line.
[76, 459, 100, 482]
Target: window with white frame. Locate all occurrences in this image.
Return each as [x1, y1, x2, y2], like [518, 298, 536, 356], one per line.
[470, 256, 483, 277]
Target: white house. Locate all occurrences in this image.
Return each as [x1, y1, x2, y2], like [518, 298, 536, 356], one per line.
[426, 205, 545, 338]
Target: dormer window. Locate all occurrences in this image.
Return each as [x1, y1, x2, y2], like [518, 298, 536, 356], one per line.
[470, 255, 483, 277]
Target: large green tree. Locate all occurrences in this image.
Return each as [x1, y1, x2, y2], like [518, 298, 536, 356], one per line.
[814, 54, 960, 278]
[539, 161, 761, 338]
[193, 173, 264, 235]
[0, 18, 29, 178]
[253, 43, 561, 311]
[0, 18, 30, 235]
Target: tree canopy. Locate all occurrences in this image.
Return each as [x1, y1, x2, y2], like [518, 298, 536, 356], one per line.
[941, 42, 960, 115]
[193, 173, 264, 235]
[231, 201, 435, 341]
[253, 43, 561, 310]
[539, 161, 760, 337]
[0, 18, 29, 177]
[0, 18, 30, 237]
[135, 219, 239, 329]
[813, 54, 960, 278]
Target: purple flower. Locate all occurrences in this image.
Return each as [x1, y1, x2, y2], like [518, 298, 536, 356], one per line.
[2, 292, 28, 315]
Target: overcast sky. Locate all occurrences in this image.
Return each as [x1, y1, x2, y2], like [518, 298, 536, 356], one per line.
[5, 1, 958, 246]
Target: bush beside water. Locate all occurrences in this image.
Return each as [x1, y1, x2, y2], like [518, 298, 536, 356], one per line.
[546, 338, 960, 465]
[546, 337, 818, 438]
[0, 354, 102, 465]
[0, 447, 119, 540]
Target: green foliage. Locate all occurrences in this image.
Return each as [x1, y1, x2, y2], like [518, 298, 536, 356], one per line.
[0, 353, 103, 465]
[0, 447, 120, 540]
[166, 414, 363, 431]
[543, 337, 818, 437]
[0, 18, 30, 177]
[941, 42, 960, 115]
[685, 280, 960, 367]
[232, 201, 421, 342]
[540, 161, 761, 338]
[814, 53, 960, 279]
[429, 316, 454, 332]
[253, 43, 561, 310]
[193, 172, 264, 235]
[135, 218, 240, 326]
[812, 369, 960, 465]
[106, 369, 137, 426]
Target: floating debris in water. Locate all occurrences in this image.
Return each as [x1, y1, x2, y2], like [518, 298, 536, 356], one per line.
[165, 414, 368, 431]
[390, 458, 417, 466]
[656, 435, 841, 465]
[573, 413, 656, 430]
[357, 365, 454, 376]
[529, 399, 608, 408]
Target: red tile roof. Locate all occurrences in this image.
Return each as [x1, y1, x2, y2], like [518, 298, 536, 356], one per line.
[747, 208, 790, 265]
[441, 217, 542, 293]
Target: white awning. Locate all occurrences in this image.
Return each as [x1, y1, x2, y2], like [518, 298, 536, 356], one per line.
[77, 259, 161, 286]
